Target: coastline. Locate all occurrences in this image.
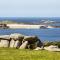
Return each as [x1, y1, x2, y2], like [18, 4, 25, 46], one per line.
[0, 20, 60, 29]
[7, 24, 54, 29]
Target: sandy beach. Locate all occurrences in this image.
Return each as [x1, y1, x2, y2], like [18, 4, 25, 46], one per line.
[7, 24, 54, 29]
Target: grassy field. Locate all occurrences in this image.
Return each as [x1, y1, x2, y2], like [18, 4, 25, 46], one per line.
[0, 48, 60, 60]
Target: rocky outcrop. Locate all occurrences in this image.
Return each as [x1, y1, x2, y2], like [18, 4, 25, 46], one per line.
[23, 36, 43, 49]
[10, 33, 24, 40]
[19, 41, 28, 49]
[14, 40, 22, 48]
[0, 35, 10, 40]
[10, 39, 15, 48]
[0, 40, 9, 47]
[34, 47, 43, 50]
[0, 33, 43, 50]
[23, 36, 38, 42]
[40, 26, 47, 29]
[44, 45, 60, 51]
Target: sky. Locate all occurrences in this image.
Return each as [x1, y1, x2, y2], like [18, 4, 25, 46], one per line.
[0, 0, 60, 17]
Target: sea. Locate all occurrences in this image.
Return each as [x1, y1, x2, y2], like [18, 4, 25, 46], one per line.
[0, 17, 60, 42]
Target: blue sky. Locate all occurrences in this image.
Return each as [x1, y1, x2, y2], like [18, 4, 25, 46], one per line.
[0, 0, 60, 17]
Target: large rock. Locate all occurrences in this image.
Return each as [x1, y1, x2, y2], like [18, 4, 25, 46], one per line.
[40, 26, 47, 29]
[0, 35, 10, 40]
[19, 41, 28, 49]
[23, 36, 43, 49]
[27, 41, 39, 49]
[0, 40, 9, 47]
[23, 36, 38, 43]
[10, 33, 24, 40]
[44, 45, 60, 51]
[34, 47, 43, 50]
[10, 39, 15, 48]
[37, 40, 43, 48]
[14, 40, 22, 48]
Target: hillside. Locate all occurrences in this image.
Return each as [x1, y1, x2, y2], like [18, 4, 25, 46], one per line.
[0, 20, 19, 24]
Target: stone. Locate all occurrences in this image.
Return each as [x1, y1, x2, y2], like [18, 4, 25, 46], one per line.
[0, 40, 3, 47]
[44, 45, 60, 51]
[19, 41, 28, 49]
[14, 40, 22, 48]
[10, 39, 15, 48]
[10, 33, 24, 40]
[0, 35, 10, 40]
[37, 39, 43, 47]
[23, 36, 38, 43]
[30, 41, 39, 49]
[40, 26, 47, 29]
[34, 47, 43, 50]
[0, 40, 9, 47]
[23, 36, 43, 49]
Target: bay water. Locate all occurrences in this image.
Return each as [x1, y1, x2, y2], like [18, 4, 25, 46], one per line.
[0, 28, 60, 41]
[0, 17, 60, 41]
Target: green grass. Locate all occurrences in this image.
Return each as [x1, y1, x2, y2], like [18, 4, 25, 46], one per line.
[0, 48, 60, 60]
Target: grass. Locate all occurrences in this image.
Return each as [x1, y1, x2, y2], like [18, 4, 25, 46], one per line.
[0, 48, 60, 60]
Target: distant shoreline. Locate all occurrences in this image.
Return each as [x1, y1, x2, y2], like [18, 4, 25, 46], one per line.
[0, 20, 60, 29]
[6, 24, 60, 29]
[0, 23, 60, 29]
